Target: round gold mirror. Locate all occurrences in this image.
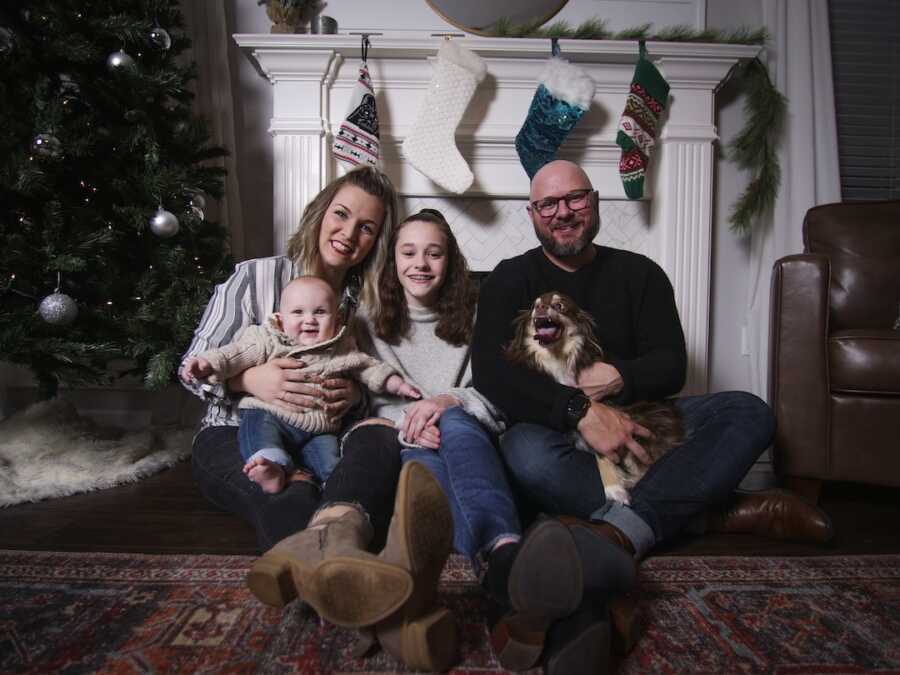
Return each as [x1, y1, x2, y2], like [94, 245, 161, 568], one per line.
[426, 0, 569, 36]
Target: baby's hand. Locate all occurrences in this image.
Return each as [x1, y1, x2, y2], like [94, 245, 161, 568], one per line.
[181, 356, 214, 384]
[386, 374, 422, 400]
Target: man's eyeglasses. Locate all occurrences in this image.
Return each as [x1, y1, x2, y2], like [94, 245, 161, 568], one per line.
[529, 189, 594, 218]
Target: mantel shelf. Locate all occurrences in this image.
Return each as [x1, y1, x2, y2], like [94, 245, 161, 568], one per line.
[234, 33, 760, 63]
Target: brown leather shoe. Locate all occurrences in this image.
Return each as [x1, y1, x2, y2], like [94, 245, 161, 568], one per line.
[707, 489, 834, 544]
[556, 516, 636, 557]
[555, 516, 642, 654]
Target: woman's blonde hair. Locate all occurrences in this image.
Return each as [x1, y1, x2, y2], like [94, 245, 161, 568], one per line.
[286, 166, 399, 314]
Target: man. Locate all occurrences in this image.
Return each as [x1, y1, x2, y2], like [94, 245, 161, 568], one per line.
[472, 160, 831, 672]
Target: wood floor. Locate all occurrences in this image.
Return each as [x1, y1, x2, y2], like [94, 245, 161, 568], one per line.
[2, 459, 899, 558]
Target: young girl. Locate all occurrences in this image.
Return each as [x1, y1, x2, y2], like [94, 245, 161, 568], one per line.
[350, 209, 530, 667]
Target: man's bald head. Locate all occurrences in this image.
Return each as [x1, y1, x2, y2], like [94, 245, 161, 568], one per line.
[530, 160, 593, 202]
[527, 160, 599, 266]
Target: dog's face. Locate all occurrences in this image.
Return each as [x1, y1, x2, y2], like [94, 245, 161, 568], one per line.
[506, 292, 602, 383]
[527, 292, 584, 348]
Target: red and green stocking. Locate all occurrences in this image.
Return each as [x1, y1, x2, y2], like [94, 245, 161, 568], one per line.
[616, 43, 670, 199]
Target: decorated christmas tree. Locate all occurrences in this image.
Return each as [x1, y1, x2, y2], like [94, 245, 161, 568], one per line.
[0, 1, 231, 400]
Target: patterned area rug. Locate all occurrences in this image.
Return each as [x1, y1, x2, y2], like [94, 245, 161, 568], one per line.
[1, 551, 899, 674]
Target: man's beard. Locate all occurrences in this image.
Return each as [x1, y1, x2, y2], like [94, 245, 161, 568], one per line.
[535, 216, 600, 258]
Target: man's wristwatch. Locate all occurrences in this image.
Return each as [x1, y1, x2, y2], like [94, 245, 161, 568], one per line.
[565, 391, 591, 429]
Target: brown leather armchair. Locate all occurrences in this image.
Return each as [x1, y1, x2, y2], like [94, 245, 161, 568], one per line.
[769, 200, 900, 502]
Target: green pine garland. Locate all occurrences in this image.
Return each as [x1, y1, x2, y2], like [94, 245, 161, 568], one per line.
[490, 17, 768, 44]
[724, 58, 787, 233]
[487, 18, 783, 234]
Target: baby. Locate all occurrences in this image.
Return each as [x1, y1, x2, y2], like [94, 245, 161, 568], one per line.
[181, 275, 419, 494]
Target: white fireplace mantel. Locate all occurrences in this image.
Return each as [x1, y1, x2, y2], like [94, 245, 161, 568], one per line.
[234, 33, 760, 394]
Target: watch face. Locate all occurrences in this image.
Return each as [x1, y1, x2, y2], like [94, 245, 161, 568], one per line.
[567, 393, 590, 425]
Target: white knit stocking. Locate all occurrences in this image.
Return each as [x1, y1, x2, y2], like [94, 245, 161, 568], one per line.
[402, 40, 486, 194]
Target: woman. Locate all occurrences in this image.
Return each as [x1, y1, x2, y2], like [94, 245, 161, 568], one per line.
[184, 168, 454, 655]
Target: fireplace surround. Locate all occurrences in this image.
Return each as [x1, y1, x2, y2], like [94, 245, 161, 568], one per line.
[234, 34, 759, 394]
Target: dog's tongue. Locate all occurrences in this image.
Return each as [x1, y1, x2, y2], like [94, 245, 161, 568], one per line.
[535, 326, 559, 344]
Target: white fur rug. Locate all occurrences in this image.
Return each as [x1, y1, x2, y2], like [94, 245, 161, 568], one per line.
[0, 398, 194, 508]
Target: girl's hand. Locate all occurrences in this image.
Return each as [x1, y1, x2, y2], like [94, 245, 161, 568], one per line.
[401, 394, 459, 445]
[414, 424, 441, 450]
[230, 358, 323, 413]
[321, 376, 360, 421]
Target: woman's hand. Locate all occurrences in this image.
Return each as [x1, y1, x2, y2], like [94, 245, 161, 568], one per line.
[229, 358, 324, 412]
[401, 394, 459, 445]
[321, 376, 361, 422]
[414, 425, 441, 450]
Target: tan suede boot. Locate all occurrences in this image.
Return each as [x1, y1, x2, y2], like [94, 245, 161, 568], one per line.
[372, 461, 458, 671]
[246, 507, 413, 622]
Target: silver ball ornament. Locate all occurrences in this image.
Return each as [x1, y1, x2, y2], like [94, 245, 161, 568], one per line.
[190, 193, 206, 210]
[106, 49, 136, 71]
[150, 207, 180, 238]
[149, 26, 172, 50]
[39, 292, 78, 325]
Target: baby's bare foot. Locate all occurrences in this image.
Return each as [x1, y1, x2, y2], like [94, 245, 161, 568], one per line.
[244, 457, 287, 494]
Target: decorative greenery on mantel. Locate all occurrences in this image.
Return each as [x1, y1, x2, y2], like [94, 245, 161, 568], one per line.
[489, 18, 767, 44]
[489, 19, 782, 235]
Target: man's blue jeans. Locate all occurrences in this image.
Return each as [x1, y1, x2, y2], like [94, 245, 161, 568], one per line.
[499, 391, 776, 559]
[402, 407, 521, 573]
[238, 409, 340, 484]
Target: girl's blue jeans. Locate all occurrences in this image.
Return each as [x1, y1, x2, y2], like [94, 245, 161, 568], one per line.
[401, 407, 521, 573]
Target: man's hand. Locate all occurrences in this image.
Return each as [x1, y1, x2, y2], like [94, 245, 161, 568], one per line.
[229, 358, 323, 413]
[577, 401, 652, 465]
[576, 361, 624, 400]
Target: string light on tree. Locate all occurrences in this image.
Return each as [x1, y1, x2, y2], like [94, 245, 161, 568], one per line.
[150, 205, 179, 237]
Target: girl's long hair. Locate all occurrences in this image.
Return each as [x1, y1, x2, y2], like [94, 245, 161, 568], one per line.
[374, 209, 476, 346]
[286, 166, 399, 315]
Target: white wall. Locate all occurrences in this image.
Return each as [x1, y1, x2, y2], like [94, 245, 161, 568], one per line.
[706, 0, 762, 396]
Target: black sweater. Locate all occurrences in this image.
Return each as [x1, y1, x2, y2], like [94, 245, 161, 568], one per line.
[472, 245, 687, 431]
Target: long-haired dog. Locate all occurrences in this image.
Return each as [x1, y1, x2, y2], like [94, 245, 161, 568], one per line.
[505, 291, 684, 504]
